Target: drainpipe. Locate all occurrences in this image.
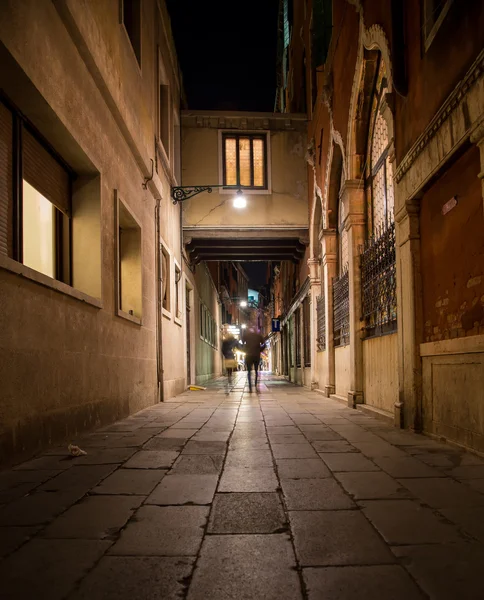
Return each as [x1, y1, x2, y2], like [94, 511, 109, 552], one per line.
[155, 199, 164, 402]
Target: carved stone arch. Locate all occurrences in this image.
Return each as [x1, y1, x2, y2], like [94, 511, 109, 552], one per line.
[347, 20, 395, 180]
[327, 140, 344, 231]
[323, 126, 347, 227]
[310, 186, 323, 262]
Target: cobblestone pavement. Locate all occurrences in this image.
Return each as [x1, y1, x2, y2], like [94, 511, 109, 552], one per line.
[2, 374, 484, 599]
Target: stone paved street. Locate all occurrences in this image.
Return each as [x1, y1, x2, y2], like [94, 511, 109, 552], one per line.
[2, 374, 484, 599]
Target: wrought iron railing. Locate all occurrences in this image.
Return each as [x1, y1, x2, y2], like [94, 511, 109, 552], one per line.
[360, 221, 397, 336]
[333, 268, 350, 347]
[316, 294, 326, 351]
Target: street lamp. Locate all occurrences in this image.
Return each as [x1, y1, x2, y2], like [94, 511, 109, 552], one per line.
[241, 324, 247, 329]
[170, 185, 249, 206]
[233, 189, 247, 209]
[240, 300, 247, 308]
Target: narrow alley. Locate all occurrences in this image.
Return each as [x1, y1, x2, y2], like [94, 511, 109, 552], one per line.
[2, 375, 484, 599]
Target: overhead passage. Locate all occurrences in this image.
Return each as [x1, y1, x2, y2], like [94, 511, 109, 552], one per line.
[184, 229, 308, 264]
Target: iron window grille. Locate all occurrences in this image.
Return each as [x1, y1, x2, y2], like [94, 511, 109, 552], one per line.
[360, 221, 397, 337]
[303, 297, 311, 367]
[222, 133, 268, 189]
[316, 293, 326, 351]
[295, 308, 302, 368]
[333, 268, 350, 347]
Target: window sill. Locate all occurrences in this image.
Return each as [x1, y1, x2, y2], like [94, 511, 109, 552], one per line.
[219, 187, 271, 196]
[116, 308, 141, 326]
[162, 307, 172, 320]
[174, 315, 182, 327]
[0, 255, 103, 309]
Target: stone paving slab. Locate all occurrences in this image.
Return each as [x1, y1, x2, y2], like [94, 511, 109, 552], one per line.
[92, 468, 166, 495]
[0, 538, 112, 600]
[123, 450, 179, 469]
[146, 474, 218, 505]
[110, 505, 209, 556]
[290, 510, 395, 566]
[208, 492, 286, 533]
[281, 478, 355, 510]
[2, 374, 484, 599]
[42, 495, 144, 539]
[303, 565, 425, 599]
[218, 467, 279, 492]
[187, 534, 302, 600]
[360, 499, 464, 545]
[69, 556, 195, 600]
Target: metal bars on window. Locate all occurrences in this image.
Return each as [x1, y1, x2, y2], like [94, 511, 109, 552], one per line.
[333, 269, 349, 347]
[360, 221, 397, 337]
[316, 294, 326, 351]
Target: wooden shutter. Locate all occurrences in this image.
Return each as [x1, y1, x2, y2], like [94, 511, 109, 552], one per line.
[22, 128, 70, 216]
[0, 101, 13, 257]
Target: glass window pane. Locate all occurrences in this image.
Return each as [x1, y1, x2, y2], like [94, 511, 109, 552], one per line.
[372, 167, 386, 232]
[22, 180, 55, 278]
[253, 139, 264, 187]
[239, 138, 251, 187]
[371, 110, 389, 168]
[224, 138, 237, 186]
[385, 156, 394, 221]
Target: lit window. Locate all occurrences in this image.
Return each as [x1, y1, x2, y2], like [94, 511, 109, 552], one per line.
[367, 60, 394, 234]
[22, 181, 55, 278]
[121, 0, 141, 66]
[0, 100, 71, 281]
[222, 133, 267, 189]
[117, 198, 142, 320]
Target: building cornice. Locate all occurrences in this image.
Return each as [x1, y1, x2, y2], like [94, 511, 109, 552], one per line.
[181, 110, 308, 132]
[395, 49, 484, 185]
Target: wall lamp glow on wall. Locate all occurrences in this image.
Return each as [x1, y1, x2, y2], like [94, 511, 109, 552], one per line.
[171, 185, 247, 209]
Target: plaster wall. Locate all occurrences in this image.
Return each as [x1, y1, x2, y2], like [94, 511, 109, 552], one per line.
[362, 333, 398, 415]
[421, 335, 484, 452]
[0, 0, 185, 462]
[334, 345, 351, 399]
[181, 117, 308, 230]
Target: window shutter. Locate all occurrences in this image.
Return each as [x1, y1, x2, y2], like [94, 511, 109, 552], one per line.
[0, 101, 13, 257]
[22, 128, 71, 216]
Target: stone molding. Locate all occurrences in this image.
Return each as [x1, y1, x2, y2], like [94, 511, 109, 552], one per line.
[181, 111, 308, 132]
[395, 49, 484, 192]
[346, 14, 394, 180]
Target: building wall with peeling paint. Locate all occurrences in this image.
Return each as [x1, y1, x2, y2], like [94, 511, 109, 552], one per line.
[421, 146, 484, 342]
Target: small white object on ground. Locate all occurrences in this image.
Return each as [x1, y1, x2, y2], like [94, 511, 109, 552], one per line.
[68, 444, 87, 456]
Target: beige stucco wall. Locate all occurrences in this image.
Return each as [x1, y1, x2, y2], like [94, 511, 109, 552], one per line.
[421, 335, 484, 452]
[335, 345, 351, 398]
[362, 334, 399, 415]
[0, 0, 185, 462]
[181, 114, 308, 230]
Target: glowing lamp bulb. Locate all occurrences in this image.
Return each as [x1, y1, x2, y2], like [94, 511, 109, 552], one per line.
[233, 190, 247, 208]
[240, 301, 247, 308]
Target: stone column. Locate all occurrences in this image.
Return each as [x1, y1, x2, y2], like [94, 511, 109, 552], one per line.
[321, 229, 337, 397]
[341, 180, 366, 408]
[307, 257, 321, 389]
[395, 197, 423, 430]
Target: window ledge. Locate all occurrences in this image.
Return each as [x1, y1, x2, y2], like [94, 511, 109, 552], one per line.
[0, 255, 103, 309]
[116, 308, 142, 325]
[174, 316, 182, 327]
[162, 307, 172, 320]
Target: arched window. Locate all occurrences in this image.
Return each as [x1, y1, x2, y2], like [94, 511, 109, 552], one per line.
[338, 196, 348, 274]
[360, 56, 397, 337]
[366, 60, 394, 234]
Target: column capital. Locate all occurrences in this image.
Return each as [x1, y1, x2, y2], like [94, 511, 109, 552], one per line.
[307, 257, 321, 284]
[321, 229, 337, 263]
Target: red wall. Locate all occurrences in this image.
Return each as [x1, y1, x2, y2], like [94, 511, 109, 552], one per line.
[420, 146, 484, 342]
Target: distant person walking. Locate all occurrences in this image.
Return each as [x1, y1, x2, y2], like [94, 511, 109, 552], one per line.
[243, 327, 264, 392]
[222, 331, 238, 394]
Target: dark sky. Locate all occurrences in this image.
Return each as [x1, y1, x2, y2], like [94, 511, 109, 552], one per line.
[242, 262, 270, 290]
[167, 0, 279, 111]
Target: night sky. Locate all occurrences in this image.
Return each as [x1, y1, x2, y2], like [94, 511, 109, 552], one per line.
[167, 0, 279, 111]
